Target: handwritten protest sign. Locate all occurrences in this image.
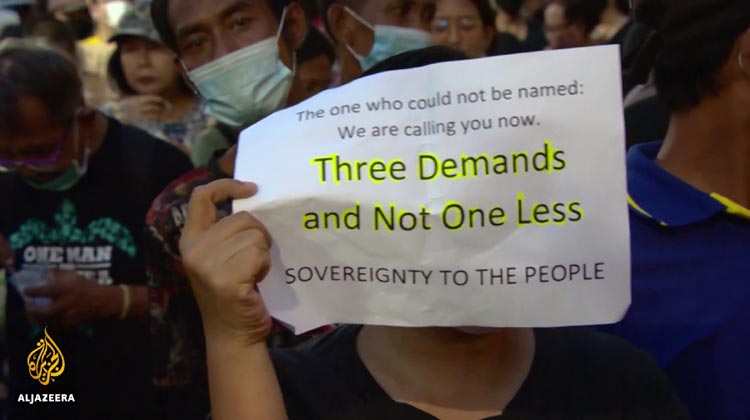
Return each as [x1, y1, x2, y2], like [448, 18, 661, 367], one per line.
[235, 46, 630, 334]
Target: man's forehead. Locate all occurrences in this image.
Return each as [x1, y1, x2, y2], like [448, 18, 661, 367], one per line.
[169, 0, 262, 33]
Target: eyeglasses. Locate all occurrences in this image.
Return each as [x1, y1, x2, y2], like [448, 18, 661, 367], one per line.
[0, 122, 71, 173]
[431, 16, 481, 32]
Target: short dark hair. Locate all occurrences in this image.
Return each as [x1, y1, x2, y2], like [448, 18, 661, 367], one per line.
[468, 0, 497, 28]
[495, 0, 523, 18]
[150, 0, 294, 53]
[26, 15, 77, 58]
[0, 38, 82, 137]
[655, 0, 750, 111]
[297, 27, 335, 64]
[559, 0, 606, 33]
[615, 0, 630, 14]
[107, 41, 194, 96]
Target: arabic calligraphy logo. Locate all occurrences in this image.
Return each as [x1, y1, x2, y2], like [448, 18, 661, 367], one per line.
[27, 327, 66, 386]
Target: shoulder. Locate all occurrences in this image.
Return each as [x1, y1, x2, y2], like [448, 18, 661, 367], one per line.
[536, 328, 687, 414]
[146, 167, 217, 230]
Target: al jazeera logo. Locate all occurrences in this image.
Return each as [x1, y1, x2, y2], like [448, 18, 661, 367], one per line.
[17, 327, 76, 405]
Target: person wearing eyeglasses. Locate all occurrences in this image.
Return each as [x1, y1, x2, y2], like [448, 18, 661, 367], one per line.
[431, 0, 522, 58]
[0, 39, 193, 420]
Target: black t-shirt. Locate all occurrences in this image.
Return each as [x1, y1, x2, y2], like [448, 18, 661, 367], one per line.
[1, 117, 193, 420]
[271, 326, 690, 420]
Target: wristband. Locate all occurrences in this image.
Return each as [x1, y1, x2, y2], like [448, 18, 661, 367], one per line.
[119, 284, 131, 320]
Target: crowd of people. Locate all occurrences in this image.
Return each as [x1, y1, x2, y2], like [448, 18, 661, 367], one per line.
[0, 0, 748, 419]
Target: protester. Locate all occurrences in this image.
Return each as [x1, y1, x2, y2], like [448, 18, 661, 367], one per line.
[103, 4, 209, 153]
[432, 0, 521, 58]
[26, 14, 78, 59]
[173, 46, 689, 420]
[145, 0, 309, 417]
[544, 0, 605, 49]
[495, 0, 546, 51]
[0, 39, 192, 420]
[590, 0, 630, 45]
[79, 0, 132, 108]
[286, 27, 336, 106]
[600, 0, 750, 418]
[321, 0, 435, 84]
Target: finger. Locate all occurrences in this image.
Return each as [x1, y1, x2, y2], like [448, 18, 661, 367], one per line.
[198, 211, 271, 255]
[219, 229, 271, 266]
[183, 180, 258, 238]
[225, 245, 271, 286]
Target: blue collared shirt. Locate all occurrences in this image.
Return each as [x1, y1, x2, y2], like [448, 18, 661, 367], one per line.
[601, 141, 750, 420]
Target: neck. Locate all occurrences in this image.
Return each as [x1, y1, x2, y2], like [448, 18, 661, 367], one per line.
[600, 7, 627, 25]
[93, 24, 112, 42]
[657, 95, 750, 207]
[159, 87, 198, 122]
[358, 326, 534, 411]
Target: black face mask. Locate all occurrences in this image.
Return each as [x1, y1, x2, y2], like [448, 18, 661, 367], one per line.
[65, 19, 94, 40]
[496, 0, 524, 17]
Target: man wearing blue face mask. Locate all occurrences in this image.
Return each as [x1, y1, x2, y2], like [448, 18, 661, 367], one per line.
[145, 1, 313, 419]
[0, 39, 193, 420]
[322, 0, 436, 84]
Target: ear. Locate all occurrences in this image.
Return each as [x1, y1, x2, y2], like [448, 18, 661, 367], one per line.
[483, 27, 496, 52]
[739, 28, 750, 63]
[175, 57, 199, 95]
[327, 4, 350, 45]
[282, 2, 309, 51]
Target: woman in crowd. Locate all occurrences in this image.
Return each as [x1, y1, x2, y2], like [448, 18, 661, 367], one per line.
[590, 0, 631, 45]
[544, 0, 606, 49]
[431, 0, 522, 58]
[103, 4, 209, 153]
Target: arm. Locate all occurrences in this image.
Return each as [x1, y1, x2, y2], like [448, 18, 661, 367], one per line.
[180, 179, 288, 420]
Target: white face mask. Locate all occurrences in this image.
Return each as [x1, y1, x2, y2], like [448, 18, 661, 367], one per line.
[187, 9, 294, 127]
[103, 1, 132, 28]
[344, 6, 433, 72]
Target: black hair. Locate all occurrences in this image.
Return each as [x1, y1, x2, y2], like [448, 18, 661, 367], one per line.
[468, 0, 497, 29]
[615, 0, 630, 14]
[495, 0, 523, 18]
[297, 26, 335, 64]
[107, 38, 193, 96]
[0, 38, 82, 137]
[561, 0, 607, 33]
[655, 0, 750, 111]
[25, 14, 77, 58]
[150, 0, 294, 53]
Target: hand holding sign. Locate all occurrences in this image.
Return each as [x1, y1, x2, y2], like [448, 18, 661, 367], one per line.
[179, 179, 274, 345]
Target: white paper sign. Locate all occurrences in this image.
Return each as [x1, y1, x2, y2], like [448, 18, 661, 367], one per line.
[235, 46, 630, 334]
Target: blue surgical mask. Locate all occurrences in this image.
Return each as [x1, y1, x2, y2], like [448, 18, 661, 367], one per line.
[24, 110, 91, 192]
[25, 161, 88, 192]
[187, 9, 294, 127]
[344, 6, 433, 72]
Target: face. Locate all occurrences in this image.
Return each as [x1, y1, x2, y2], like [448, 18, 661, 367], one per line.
[169, 0, 281, 70]
[431, 0, 491, 59]
[544, 2, 587, 49]
[119, 37, 179, 95]
[0, 96, 85, 182]
[286, 55, 333, 106]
